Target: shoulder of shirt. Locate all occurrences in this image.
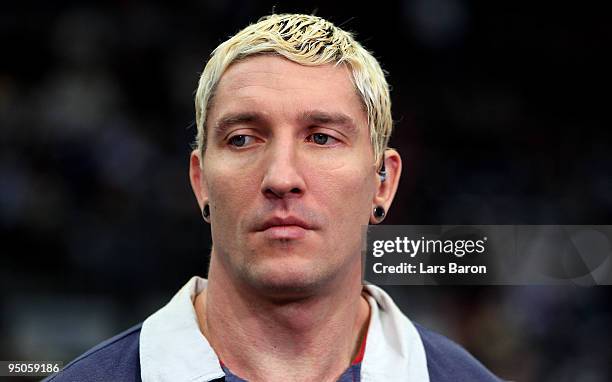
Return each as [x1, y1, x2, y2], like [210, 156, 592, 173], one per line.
[414, 322, 503, 382]
[43, 322, 143, 382]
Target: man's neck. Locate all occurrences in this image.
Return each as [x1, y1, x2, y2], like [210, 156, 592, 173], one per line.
[194, 257, 370, 382]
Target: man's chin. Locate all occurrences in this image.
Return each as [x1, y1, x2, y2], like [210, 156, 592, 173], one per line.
[238, 261, 332, 300]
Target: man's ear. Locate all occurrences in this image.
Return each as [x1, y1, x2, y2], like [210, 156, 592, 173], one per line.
[370, 149, 402, 223]
[189, 149, 208, 211]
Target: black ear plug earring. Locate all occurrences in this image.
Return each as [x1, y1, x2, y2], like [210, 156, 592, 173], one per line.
[202, 203, 210, 223]
[373, 206, 385, 221]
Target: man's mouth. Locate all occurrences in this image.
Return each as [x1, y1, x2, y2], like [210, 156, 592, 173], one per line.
[256, 216, 313, 240]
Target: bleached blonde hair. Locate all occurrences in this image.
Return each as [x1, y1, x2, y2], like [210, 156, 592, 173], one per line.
[194, 13, 392, 166]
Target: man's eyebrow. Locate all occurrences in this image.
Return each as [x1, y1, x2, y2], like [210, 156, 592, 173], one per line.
[212, 110, 359, 137]
[212, 112, 264, 137]
[299, 110, 358, 133]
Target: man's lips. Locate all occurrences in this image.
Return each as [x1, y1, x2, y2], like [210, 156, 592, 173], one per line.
[256, 216, 313, 231]
[255, 216, 314, 240]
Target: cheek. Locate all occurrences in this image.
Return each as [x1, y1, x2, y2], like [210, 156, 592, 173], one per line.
[309, 166, 374, 260]
[311, 164, 375, 224]
[206, 166, 259, 227]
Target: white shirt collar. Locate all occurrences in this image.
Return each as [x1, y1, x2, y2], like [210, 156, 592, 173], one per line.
[140, 276, 429, 382]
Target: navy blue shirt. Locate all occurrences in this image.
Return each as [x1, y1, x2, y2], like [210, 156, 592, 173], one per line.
[44, 322, 501, 381]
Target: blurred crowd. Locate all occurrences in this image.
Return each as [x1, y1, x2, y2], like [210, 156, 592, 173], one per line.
[1, 2, 610, 381]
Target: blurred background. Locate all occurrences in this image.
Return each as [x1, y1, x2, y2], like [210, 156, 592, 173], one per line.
[1, 1, 611, 381]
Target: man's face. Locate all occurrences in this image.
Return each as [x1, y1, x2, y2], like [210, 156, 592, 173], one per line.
[195, 55, 380, 296]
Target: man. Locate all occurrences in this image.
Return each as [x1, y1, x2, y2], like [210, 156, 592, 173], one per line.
[47, 14, 501, 382]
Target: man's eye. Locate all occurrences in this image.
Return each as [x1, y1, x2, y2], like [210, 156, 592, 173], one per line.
[307, 133, 337, 146]
[228, 135, 253, 147]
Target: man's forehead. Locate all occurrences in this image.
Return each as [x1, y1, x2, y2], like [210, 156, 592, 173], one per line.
[217, 56, 354, 97]
[209, 55, 367, 125]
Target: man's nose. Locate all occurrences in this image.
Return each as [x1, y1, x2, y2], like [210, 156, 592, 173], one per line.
[260, 143, 306, 200]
